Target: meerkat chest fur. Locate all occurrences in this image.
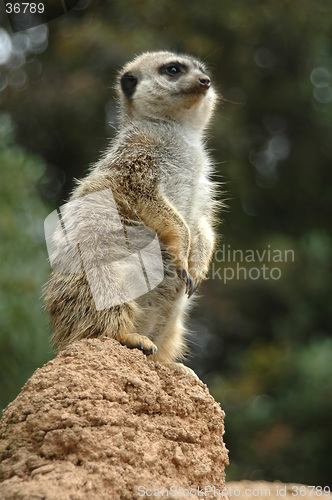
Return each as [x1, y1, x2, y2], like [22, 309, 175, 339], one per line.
[153, 126, 213, 226]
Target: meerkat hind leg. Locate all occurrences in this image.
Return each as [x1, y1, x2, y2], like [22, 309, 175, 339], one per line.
[108, 302, 158, 355]
[117, 331, 158, 356]
[148, 302, 198, 378]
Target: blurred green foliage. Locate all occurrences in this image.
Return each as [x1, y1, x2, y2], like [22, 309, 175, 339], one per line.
[0, 114, 52, 408]
[0, 0, 331, 486]
[211, 338, 332, 483]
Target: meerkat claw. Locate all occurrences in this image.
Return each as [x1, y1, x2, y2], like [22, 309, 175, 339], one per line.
[187, 279, 195, 298]
[177, 266, 194, 296]
[177, 266, 188, 281]
[187, 279, 202, 299]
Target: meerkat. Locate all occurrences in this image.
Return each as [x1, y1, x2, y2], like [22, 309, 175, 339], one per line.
[44, 51, 219, 376]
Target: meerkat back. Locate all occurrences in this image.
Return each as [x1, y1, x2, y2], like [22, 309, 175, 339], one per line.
[45, 51, 218, 377]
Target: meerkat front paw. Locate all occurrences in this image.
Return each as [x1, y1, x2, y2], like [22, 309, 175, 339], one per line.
[117, 333, 158, 356]
[163, 362, 199, 379]
[188, 276, 202, 299]
[176, 266, 195, 298]
[177, 266, 204, 299]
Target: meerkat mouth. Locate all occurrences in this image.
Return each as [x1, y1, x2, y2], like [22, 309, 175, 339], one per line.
[181, 76, 212, 96]
[181, 85, 211, 96]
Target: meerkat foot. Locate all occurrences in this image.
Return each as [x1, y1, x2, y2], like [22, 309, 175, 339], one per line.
[118, 333, 158, 356]
[176, 266, 195, 298]
[163, 362, 198, 379]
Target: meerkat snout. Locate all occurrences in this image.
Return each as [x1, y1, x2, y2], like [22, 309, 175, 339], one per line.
[198, 75, 211, 89]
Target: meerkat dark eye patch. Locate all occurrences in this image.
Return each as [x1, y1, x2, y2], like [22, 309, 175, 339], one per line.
[159, 62, 187, 77]
[121, 72, 138, 99]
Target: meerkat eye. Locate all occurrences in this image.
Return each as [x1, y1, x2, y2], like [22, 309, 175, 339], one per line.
[159, 62, 187, 77]
[165, 64, 181, 76]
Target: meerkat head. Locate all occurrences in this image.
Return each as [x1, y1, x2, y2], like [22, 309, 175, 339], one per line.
[116, 51, 218, 131]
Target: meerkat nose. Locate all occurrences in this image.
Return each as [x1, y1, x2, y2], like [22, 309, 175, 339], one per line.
[198, 76, 211, 89]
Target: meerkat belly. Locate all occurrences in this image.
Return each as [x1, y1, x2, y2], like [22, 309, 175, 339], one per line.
[133, 240, 187, 341]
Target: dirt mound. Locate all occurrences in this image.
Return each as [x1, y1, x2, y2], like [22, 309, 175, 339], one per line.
[0, 338, 228, 499]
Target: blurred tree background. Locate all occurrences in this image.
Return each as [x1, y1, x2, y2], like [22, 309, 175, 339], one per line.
[0, 0, 331, 486]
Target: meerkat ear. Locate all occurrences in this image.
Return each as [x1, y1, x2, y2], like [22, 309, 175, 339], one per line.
[121, 72, 138, 99]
